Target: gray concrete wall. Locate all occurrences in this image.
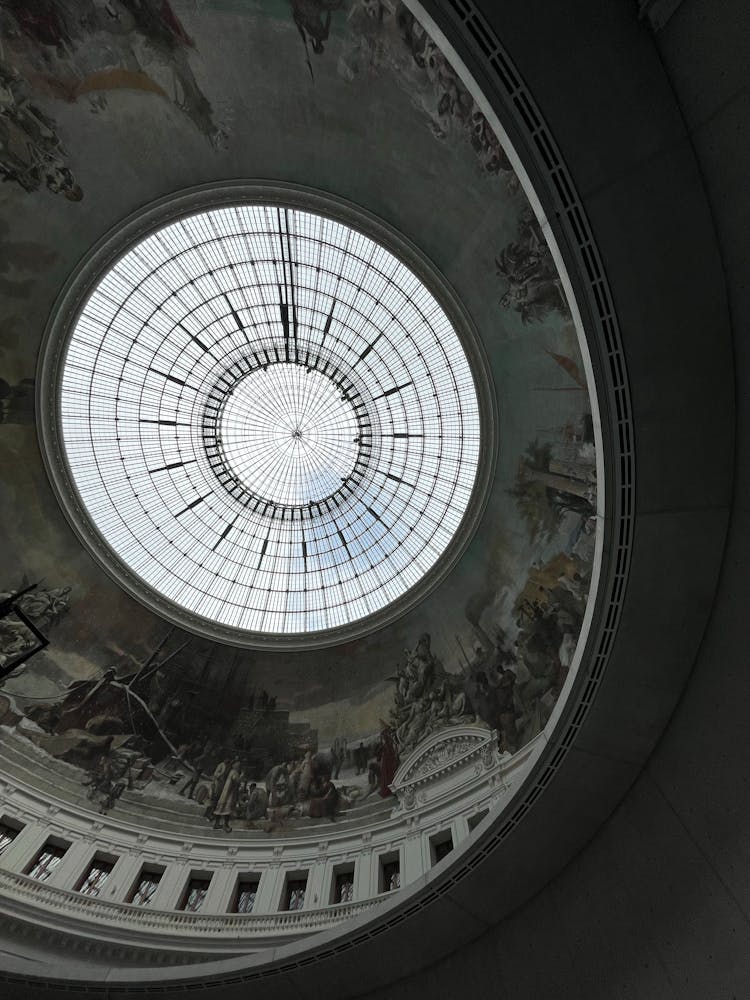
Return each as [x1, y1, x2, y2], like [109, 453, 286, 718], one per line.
[0, 0, 745, 996]
[359, 1, 750, 994]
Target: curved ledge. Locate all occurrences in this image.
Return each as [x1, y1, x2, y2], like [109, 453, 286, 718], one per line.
[36, 183, 499, 653]
[0, 869, 382, 952]
[0, 0, 734, 996]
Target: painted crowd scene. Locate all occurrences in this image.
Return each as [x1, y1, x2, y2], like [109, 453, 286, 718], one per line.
[0, 0, 599, 839]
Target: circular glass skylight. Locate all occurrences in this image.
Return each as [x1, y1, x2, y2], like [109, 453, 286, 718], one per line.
[215, 364, 360, 506]
[49, 193, 492, 644]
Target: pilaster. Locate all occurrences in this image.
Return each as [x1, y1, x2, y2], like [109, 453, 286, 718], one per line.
[105, 854, 144, 903]
[0, 820, 48, 874]
[304, 858, 328, 909]
[203, 866, 235, 913]
[46, 837, 93, 889]
[355, 846, 375, 898]
[403, 831, 424, 887]
[452, 814, 470, 846]
[152, 860, 188, 910]
[253, 864, 282, 914]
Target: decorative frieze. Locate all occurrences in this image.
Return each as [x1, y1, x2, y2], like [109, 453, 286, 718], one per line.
[0, 727, 543, 948]
[390, 726, 503, 812]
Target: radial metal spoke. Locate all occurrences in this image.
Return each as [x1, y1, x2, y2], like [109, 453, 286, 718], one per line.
[59, 205, 482, 635]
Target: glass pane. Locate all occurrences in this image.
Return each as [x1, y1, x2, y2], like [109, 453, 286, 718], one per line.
[382, 861, 400, 892]
[335, 875, 354, 904]
[236, 882, 258, 913]
[183, 879, 210, 912]
[286, 880, 306, 911]
[28, 846, 65, 881]
[79, 860, 114, 896]
[59, 205, 482, 638]
[131, 874, 160, 906]
[0, 826, 18, 854]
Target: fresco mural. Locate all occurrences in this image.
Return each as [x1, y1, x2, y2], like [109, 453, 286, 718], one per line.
[336, 1, 518, 189]
[0, 57, 82, 198]
[292, 0, 345, 73]
[3, 622, 399, 827]
[0, 581, 71, 676]
[0, 1, 599, 840]
[0, 0, 226, 193]
[0, 372, 34, 423]
[496, 207, 568, 322]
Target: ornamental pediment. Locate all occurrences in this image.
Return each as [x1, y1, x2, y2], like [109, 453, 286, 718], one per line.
[391, 725, 497, 791]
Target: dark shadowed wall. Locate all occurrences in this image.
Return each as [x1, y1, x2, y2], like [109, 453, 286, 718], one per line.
[0, 0, 747, 996]
[361, 0, 750, 994]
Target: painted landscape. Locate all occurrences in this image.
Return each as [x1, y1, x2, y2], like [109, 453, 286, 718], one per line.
[0, 0, 598, 838]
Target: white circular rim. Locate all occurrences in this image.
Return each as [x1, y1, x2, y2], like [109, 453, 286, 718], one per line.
[38, 184, 498, 649]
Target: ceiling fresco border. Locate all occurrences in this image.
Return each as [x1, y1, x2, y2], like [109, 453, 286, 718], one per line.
[36, 182, 499, 652]
[0, 0, 635, 992]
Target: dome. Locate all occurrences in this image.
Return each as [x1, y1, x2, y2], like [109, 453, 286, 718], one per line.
[5, 0, 602, 976]
[42, 192, 492, 645]
[0, 1, 742, 999]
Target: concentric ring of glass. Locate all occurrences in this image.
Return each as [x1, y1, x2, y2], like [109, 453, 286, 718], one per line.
[59, 204, 481, 636]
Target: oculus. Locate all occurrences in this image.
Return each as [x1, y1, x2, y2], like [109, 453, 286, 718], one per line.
[42, 188, 496, 647]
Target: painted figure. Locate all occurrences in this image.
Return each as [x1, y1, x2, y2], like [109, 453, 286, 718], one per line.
[204, 759, 228, 820]
[213, 759, 243, 831]
[178, 741, 212, 799]
[0, 376, 35, 424]
[307, 775, 339, 819]
[496, 208, 567, 323]
[292, 0, 345, 77]
[0, 61, 82, 198]
[242, 782, 268, 821]
[0, 0, 225, 157]
[376, 726, 398, 797]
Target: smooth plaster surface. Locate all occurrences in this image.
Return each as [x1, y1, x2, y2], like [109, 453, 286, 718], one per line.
[356, 1, 750, 995]
[0, 0, 744, 996]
